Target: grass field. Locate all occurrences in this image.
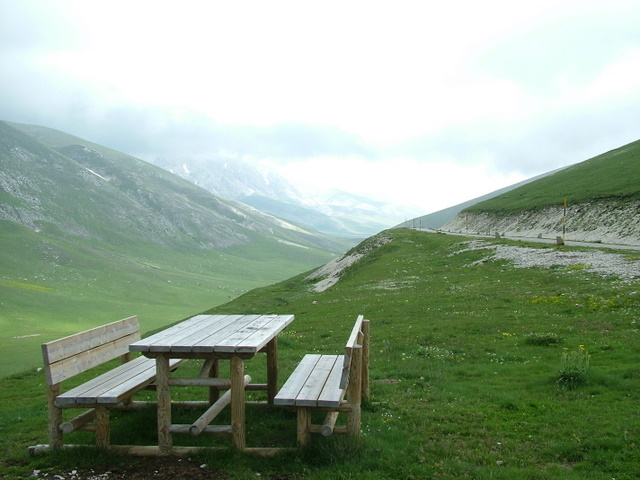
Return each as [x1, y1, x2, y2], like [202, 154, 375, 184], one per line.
[1, 229, 639, 479]
[0, 221, 336, 378]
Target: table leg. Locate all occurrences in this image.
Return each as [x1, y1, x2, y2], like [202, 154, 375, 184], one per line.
[156, 354, 172, 453]
[209, 359, 220, 404]
[266, 337, 278, 404]
[230, 355, 246, 450]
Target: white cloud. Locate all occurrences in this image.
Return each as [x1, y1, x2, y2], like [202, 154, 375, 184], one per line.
[1, 0, 640, 214]
[266, 156, 525, 213]
[581, 48, 640, 102]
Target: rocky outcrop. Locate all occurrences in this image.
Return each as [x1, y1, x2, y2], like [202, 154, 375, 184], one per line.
[442, 201, 640, 246]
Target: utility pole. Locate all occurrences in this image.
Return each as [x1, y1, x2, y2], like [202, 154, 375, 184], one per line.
[562, 198, 567, 242]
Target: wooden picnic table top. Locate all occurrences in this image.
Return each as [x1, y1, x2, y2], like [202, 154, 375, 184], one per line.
[129, 314, 295, 356]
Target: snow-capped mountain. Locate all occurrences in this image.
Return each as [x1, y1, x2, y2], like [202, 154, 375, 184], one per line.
[149, 155, 421, 237]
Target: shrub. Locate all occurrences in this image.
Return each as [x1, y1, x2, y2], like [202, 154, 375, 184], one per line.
[558, 345, 590, 389]
[523, 332, 562, 346]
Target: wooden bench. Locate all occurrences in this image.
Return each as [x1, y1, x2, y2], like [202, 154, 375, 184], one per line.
[274, 315, 370, 445]
[41, 316, 185, 449]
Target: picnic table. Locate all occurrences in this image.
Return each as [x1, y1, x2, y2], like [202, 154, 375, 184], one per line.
[129, 314, 294, 453]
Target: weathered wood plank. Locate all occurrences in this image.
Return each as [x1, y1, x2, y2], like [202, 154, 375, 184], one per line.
[56, 356, 153, 404]
[345, 315, 365, 351]
[46, 334, 140, 386]
[167, 315, 242, 353]
[191, 314, 262, 353]
[340, 315, 365, 389]
[42, 316, 139, 365]
[128, 315, 221, 353]
[361, 319, 370, 401]
[149, 315, 232, 353]
[274, 354, 322, 406]
[317, 355, 346, 408]
[170, 424, 233, 435]
[235, 315, 295, 353]
[168, 377, 231, 388]
[94, 358, 184, 404]
[55, 357, 184, 406]
[295, 355, 340, 407]
[189, 374, 250, 436]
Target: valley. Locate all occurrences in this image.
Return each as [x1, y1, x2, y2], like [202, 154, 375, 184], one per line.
[0, 121, 350, 377]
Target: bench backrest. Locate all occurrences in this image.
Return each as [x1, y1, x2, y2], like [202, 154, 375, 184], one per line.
[42, 316, 140, 386]
[340, 315, 370, 390]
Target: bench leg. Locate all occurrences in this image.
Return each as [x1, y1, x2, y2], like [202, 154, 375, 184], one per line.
[347, 343, 363, 437]
[208, 359, 220, 404]
[347, 403, 361, 437]
[297, 408, 311, 445]
[95, 406, 110, 448]
[47, 385, 63, 448]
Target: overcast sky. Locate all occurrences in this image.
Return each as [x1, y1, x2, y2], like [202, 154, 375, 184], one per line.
[1, 0, 639, 213]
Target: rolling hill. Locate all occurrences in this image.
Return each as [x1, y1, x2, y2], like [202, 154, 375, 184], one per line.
[441, 139, 640, 245]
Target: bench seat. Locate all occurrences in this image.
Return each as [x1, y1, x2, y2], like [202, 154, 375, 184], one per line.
[274, 354, 345, 408]
[56, 356, 184, 406]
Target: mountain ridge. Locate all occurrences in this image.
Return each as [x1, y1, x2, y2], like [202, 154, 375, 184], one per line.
[147, 153, 422, 237]
[0, 120, 349, 377]
[3, 121, 345, 251]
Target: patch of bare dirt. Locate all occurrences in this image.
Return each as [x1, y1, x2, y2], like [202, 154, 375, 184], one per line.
[29, 456, 293, 480]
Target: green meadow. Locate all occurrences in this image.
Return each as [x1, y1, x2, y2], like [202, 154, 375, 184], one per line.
[0, 220, 336, 378]
[2, 229, 639, 479]
[466, 138, 640, 213]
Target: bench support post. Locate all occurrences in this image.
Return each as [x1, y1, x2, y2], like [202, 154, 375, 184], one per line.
[297, 408, 311, 445]
[61, 409, 97, 434]
[209, 359, 220, 404]
[347, 345, 363, 436]
[321, 411, 339, 436]
[47, 384, 63, 449]
[362, 319, 370, 402]
[95, 406, 110, 448]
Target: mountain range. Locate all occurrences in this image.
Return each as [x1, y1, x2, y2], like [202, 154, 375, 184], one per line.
[148, 154, 423, 237]
[3, 121, 350, 251]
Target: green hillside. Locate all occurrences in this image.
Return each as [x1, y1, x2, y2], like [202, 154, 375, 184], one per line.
[1, 229, 639, 479]
[465, 139, 640, 213]
[0, 121, 346, 377]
